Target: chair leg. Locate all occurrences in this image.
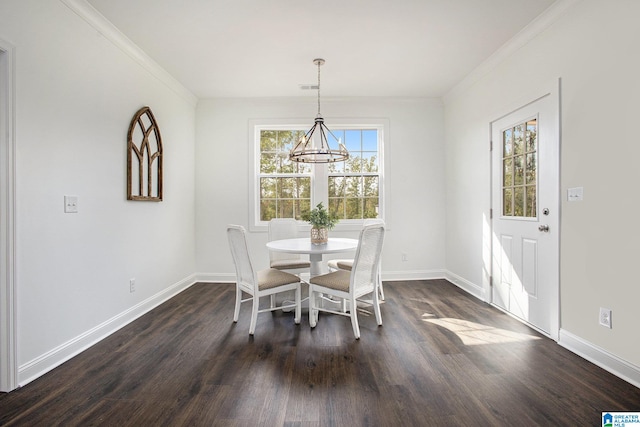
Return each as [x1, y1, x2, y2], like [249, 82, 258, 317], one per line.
[294, 285, 301, 325]
[373, 287, 383, 326]
[309, 287, 317, 328]
[233, 286, 242, 322]
[378, 280, 385, 301]
[270, 294, 276, 309]
[349, 297, 360, 339]
[249, 295, 259, 335]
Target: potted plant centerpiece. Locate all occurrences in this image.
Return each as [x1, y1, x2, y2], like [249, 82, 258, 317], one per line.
[302, 202, 338, 245]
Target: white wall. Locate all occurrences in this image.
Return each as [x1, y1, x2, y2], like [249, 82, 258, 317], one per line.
[195, 97, 446, 281]
[0, 0, 197, 386]
[444, 0, 640, 371]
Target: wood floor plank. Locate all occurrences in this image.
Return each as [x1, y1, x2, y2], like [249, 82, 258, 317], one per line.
[1, 280, 639, 426]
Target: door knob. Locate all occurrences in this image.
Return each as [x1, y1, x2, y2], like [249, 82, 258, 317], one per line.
[538, 224, 550, 232]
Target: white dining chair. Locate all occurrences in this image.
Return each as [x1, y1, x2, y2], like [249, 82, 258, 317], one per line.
[227, 224, 301, 335]
[268, 218, 311, 274]
[327, 218, 385, 300]
[308, 222, 385, 339]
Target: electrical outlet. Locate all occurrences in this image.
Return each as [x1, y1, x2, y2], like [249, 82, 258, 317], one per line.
[599, 307, 612, 328]
[401, 252, 408, 262]
[130, 278, 136, 293]
[64, 195, 79, 213]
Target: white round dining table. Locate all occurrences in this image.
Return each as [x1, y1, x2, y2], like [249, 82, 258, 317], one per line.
[266, 237, 358, 277]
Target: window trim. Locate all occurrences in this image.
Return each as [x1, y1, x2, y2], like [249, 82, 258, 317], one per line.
[249, 118, 388, 232]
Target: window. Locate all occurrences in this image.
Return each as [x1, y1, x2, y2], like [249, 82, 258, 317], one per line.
[502, 118, 537, 217]
[328, 129, 379, 219]
[252, 121, 385, 229]
[258, 129, 311, 221]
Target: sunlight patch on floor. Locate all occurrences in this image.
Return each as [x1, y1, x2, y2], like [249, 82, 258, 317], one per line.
[421, 314, 541, 345]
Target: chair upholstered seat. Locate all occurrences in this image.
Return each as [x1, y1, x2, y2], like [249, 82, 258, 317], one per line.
[270, 259, 312, 270]
[309, 269, 351, 292]
[257, 268, 301, 290]
[327, 259, 353, 271]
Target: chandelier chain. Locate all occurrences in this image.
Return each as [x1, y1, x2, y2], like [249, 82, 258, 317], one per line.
[317, 60, 321, 116]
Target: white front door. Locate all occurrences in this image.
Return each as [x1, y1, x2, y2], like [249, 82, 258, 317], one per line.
[491, 89, 559, 338]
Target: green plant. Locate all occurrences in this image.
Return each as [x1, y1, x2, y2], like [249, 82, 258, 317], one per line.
[302, 202, 339, 230]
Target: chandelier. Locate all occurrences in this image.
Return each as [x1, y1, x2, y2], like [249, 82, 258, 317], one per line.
[289, 59, 349, 163]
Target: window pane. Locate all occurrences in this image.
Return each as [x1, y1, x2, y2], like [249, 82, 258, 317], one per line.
[503, 128, 513, 156]
[526, 119, 537, 152]
[364, 176, 378, 197]
[260, 199, 276, 221]
[514, 124, 524, 155]
[329, 176, 345, 198]
[362, 152, 378, 172]
[503, 188, 513, 216]
[362, 130, 377, 151]
[526, 153, 536, 184]
[295, 177, 311, 198]
[345, 197, 362, 219]
[514, 187, 524, 217]
[514, 155, 524, 185]
[345, 130, 361, 151]
[363, 198, 379, 218]
[328, 160, 344, 173]
[503, 158, 513, 186]
[260, 130, 277, 152]
[328, 198, 344, 219]
[345, 154, 361, 173]
[294, 199, 310, 220]
[278, 199, 294, 218]
[277, 177, 294, 198]
[345, 176, 362, 197]
[260, 177, 276, 198]
[525, 186, 536, 218]
[260, 153, 277, 174]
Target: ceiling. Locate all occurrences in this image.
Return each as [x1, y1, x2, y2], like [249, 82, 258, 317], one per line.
[87, 0, 558, 99]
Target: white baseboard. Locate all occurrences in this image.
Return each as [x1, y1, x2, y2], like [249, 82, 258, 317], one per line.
[195, 272, 236, 283]
[197, 270, 448, 283]
[18, 274, 197, 387]
[558, 329, 640, 389]
[381, 269, 446, 282]
[444, 270, 486, 301]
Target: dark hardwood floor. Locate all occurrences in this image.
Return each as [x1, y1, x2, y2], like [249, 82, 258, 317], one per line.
[1, 280, 639, 426]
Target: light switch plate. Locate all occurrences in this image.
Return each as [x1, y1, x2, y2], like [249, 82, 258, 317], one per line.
[64, 195, 78, 213]
[567, 187, 583, 202]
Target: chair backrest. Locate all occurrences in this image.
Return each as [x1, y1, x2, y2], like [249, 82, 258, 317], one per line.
[268, 218, 303, 263]
[363, 218, 385, 227]
[350, 222, 385, 296]
[227, 225, 256, 292]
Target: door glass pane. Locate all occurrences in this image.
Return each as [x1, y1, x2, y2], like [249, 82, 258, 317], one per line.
[526, 186, 536, 217]
[514, 187, 524, 217]
[503, 128, 513, 156]
[514, 155, 524, 185]
[503, 188, 513, 216]
[526, 153, 537, 184]
[514, 124, 524, 155]
[503, 158, 513, 186]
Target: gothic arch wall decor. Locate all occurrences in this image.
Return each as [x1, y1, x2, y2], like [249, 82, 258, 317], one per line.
[127, 106, 163, 201]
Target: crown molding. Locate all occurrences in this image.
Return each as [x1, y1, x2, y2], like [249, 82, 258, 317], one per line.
[60, 0, 198, 106]
[444, 0, 581, 103]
